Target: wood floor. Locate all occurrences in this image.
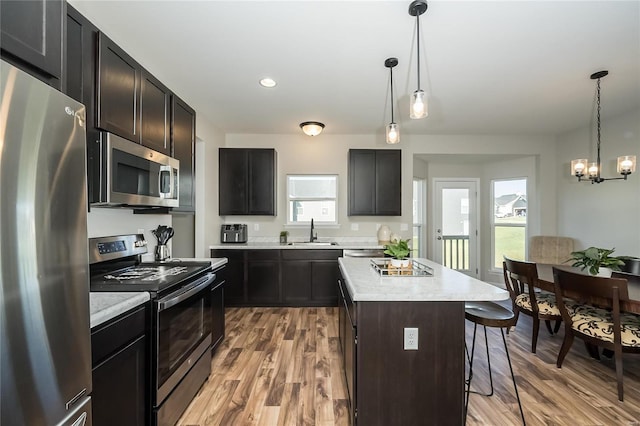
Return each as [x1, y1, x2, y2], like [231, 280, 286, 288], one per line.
[178, 307, 640, 426]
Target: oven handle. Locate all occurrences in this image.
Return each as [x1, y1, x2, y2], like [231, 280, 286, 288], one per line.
[157, 273, 215, 312]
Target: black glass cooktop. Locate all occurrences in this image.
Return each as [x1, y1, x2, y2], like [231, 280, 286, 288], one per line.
[90, 261, 211, 294]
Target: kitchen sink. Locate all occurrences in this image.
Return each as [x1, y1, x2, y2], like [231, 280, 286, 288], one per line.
[286, 242, 339, 246]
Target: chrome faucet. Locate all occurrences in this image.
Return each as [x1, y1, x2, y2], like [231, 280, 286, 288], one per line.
[309, 218, 317, 242]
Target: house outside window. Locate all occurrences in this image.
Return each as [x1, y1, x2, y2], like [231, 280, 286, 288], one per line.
[287, 175, 338, 224]
[492, 178, 527, 268]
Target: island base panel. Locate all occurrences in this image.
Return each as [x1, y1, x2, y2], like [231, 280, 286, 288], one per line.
[356, 301, 464, 425]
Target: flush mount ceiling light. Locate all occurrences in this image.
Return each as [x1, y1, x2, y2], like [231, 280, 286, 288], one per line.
[300, 121, 325, 137]
[385, 57, 400, 144]
[571, 70, 636, 183]
[259, 77, 277, 88]
[408, 0, 428, 119]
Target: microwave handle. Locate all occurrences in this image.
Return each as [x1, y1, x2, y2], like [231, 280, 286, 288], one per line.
[159, 165, 174, 198]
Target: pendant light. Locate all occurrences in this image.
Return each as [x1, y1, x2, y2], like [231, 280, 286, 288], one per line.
[385, 57, 400, 144]
[571, 71, 636, 183]
[408, 0, 428, 119]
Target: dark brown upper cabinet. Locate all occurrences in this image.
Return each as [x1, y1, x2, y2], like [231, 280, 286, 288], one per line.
[171, 95, 196, 212]
[219, 148, 277, 216]
[348, 149, 401, 216]
[140, 71, 170, 155]
[0, 0, 63, 89]
[97, 32, 141, 143]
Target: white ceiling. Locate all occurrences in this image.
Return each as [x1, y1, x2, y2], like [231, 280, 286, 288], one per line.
[70, 0, 640, 137]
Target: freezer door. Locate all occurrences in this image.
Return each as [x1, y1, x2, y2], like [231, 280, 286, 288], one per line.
[1, 60, 92, 425]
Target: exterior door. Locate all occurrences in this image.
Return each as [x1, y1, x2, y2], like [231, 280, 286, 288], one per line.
[433, 179, 479, 277]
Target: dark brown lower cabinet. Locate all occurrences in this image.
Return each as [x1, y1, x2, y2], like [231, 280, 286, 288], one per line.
[91, 304, 149, 426]
[338, 273, 465, 425]
[210, 249, 340, 307]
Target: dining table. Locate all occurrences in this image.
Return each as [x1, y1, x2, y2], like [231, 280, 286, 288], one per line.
[536, 263, 640, 314]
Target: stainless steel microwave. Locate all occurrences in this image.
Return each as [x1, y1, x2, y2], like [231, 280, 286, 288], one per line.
[91, 132, 179, 207]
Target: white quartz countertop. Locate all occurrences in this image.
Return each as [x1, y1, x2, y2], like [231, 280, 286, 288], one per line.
[90, 292, 150, 329]
[209, 241, 384, 250]
[339, 257, 509, 302]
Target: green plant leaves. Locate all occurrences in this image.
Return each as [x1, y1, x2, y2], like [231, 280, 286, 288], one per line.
[384, 239, 412, 260]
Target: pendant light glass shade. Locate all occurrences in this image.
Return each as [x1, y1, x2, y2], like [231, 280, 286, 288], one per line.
[617, 155, 636, 175]
[386, 123, 400, 144]
[410, 89, 427, 119]
[385, 57, 400, 144]
[409, 1, 428, 120]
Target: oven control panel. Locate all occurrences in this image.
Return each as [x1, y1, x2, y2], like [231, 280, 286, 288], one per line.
[97, 240, 127, 254]
[89, 234, 148, 264]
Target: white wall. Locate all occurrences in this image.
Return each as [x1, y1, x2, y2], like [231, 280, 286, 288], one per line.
[220, 134, 413, 243]
[556, 108, 640, 257]
[87, 208, 172, 262]
[195, 116, 226, 257]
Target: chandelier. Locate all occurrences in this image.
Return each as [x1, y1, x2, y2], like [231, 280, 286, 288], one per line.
[571, 71, 636, 183]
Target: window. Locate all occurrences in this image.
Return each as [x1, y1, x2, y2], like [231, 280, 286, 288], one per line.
[492, 178, 527, 268]
[287, 175, 338, 224]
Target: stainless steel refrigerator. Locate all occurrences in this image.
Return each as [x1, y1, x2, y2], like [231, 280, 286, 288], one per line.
[1, 60, 92, 425]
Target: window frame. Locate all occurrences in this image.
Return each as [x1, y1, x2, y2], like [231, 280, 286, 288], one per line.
[490, 177, 528, 271]
[286, 174, 339, 226]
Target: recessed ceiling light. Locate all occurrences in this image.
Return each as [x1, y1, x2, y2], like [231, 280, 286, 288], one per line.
[259, 78, 277, 88]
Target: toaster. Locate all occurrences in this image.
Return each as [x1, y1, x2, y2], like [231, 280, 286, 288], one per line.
[221, 224, 248, 243]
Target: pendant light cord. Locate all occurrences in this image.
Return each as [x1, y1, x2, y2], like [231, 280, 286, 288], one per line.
[390, 65, 395, 123]
[416, 13, 421, 90]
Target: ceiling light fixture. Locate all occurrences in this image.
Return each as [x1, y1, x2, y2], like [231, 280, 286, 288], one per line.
[259, 78, 277, 88]
[408, 0, 428, 119]
[571, 70, 636, 183]
[300, 121, 325, 137]
[385, 57, 400, 144]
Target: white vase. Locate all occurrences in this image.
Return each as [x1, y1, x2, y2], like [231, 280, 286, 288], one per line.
[377, 225, 391, 244]
[390, 258, 410, 268]
[596, 267, 612, 277]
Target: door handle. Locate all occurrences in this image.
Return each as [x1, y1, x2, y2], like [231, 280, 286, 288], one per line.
[437, 236, 442, 240]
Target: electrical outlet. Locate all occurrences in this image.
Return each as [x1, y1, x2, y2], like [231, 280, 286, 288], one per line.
[400, 223, 409, 231]
[137, 228, 145, 235]
[254, 223, 260, 231]
[404, 327, 418, 350]
[351, 223, 359, 231]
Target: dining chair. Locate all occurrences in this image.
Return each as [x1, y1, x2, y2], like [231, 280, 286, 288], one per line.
[552, 267, 640, 401]
[503, 257, 562, 353]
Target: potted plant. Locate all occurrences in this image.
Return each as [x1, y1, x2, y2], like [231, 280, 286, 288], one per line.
[568, 247, 633, 276]
[279, 230, 289, 244]
[384, 238, 412, 268]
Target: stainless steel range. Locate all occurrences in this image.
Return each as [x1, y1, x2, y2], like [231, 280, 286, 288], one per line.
[89, 234, 213, 426]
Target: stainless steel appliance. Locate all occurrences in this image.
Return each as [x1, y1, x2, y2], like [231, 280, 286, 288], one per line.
[1, 60, 92, 425]
[91, 132, 179, 208]
[89, 234, 213, 426]
[221, 224, 248, 243]
[343, 248, 385, 257]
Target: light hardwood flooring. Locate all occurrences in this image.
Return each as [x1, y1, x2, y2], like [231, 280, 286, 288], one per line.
[178, 307, 640, 425]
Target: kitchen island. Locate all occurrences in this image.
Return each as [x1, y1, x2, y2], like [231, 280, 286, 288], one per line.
[337, 257, 508, 426]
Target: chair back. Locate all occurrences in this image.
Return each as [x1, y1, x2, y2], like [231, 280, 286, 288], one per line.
[553, 268, 630, 303]
[503, 257, 539, 295]
[528, 236, 574, 265]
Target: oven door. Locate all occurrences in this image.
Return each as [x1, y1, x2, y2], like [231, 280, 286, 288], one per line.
[155, 273, 213, 404]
